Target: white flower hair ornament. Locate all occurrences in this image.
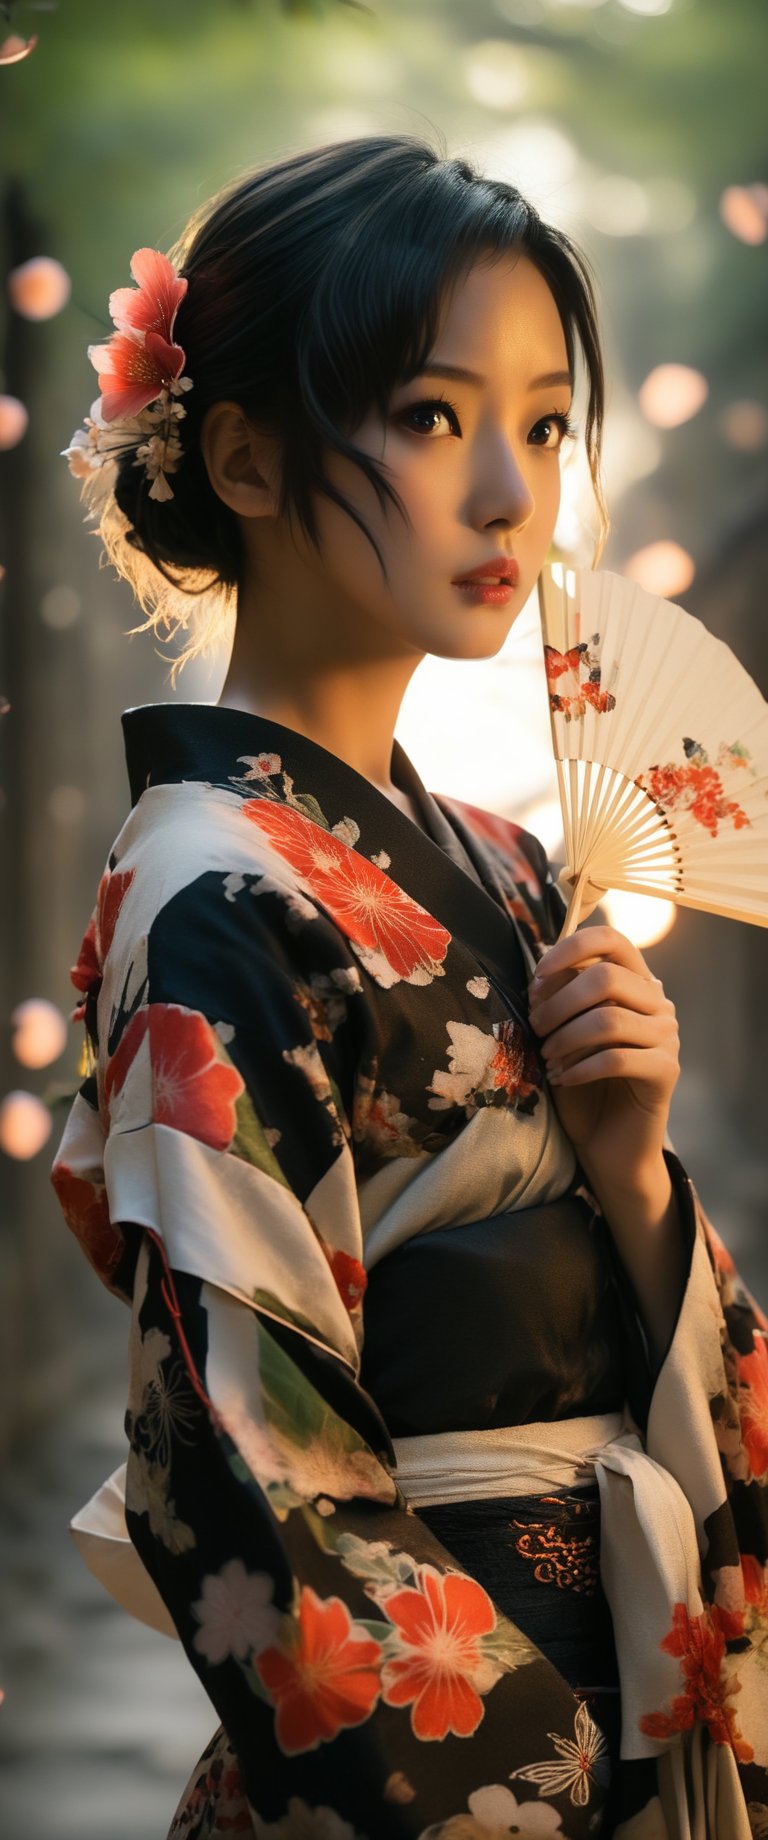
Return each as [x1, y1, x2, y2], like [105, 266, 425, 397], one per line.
[63, 248, 193, 505]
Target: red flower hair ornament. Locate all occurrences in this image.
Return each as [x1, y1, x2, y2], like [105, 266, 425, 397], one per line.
[63, 248, 193, 504]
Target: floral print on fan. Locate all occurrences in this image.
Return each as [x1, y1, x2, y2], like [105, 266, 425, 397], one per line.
[544, 635, 616, 722]
[636, 737, 752, 836]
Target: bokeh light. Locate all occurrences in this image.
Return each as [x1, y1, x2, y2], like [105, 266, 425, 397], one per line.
[638, 364, 709, 428]
[583, 174, 650, 237]
[464, 41, 531, 111]
[718, 400, 768, 451]
[719, 185, 768, 246]
[0, 34, 38, 64]
[623, 540, 696, 597]
[0, 1091, 52, 1160]
[7, 257, 71, 321]
[0, 395, 29, 450]
[40, 585, 82, 630]
[617, 0, 673, 14]
[601, 888, 677, 947]
[48, 785, 86, 825]
[11, 999, 68, 1070]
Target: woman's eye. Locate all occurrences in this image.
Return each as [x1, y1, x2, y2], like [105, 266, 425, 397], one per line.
[529, 411, 577, 451]
[399, 397, 462, 437]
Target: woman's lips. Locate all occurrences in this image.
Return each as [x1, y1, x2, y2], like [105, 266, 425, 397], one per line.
[452, 558, 520, 588]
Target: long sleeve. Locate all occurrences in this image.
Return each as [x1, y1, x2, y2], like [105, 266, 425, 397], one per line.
[58, 861, 609, 1839]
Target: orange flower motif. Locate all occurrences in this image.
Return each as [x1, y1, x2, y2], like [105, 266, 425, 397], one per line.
[254, 1586, 382, 1753]
[50, 1162, 125, 1291]
[104, 1004, 244, 1151]
[242, 800, 451, 983]
[737, 1335, 768, 1481]
[639, 1602, 752, 1762]
[380, 1564, 497, 1741]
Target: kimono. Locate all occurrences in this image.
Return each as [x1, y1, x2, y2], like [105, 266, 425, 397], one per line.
[50, 701, 768, 1840]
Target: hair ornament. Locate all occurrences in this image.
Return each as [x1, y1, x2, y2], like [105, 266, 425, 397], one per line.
[63, 248, 193, 504]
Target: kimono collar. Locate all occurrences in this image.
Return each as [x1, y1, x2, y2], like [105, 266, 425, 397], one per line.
[121, 702, 531, 1003]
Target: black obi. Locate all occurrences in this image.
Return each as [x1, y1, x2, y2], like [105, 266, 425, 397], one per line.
[360, 1187, 651, 1438]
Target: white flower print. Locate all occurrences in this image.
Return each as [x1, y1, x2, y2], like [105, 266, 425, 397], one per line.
[466, 975, 490, 1000]
[250, 1799, 363, 1839]
[468, 1782, 563, 1831]
[427, 1021, 497, 1111]
[192, 1557, 280, 1664]
[237, 752, 282, 780]
[510, 1699, 610, 1807]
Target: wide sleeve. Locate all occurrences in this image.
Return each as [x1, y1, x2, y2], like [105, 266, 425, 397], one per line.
[64, 865, 611, 1839]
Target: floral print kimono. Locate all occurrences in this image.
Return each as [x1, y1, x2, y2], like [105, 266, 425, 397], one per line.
[51, 703, 768, 1840]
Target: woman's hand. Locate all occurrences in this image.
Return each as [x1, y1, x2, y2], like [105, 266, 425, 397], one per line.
[527, 924, 681, 1199]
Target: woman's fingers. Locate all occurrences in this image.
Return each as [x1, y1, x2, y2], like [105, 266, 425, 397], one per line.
[539, 1002, 678, 1072]
[530, 923, 656, 989]
[529, 961, 669, 1036]
[547, 1044, 679, 1090]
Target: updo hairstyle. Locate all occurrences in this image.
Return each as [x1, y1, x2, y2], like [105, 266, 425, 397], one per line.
[92, 131, 609, 679]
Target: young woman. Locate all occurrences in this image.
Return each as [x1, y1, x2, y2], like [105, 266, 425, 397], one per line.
[52, 135, 768, 1838]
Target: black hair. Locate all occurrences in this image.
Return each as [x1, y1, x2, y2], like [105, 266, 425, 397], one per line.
[88, 131, 608, 676]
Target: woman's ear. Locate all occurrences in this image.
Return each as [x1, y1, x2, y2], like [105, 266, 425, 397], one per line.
[201, 401, 282, 519]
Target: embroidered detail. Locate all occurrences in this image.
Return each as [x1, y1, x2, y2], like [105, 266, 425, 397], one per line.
[510, 1495, 600, 1596]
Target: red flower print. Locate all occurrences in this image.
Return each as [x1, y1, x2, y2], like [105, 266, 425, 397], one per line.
[69, 868, 135, 1020]
[489, 1018, 541, 1106]
[639, 1602, 753, 1762]
[97, 869, 135, 964]
[104, 1005, 244, 1151]
[325, 1246, 368, 1316]
[70, 913, 101, 1021]
[254, 1586, 382, 1753]
[242, 800, 450, 982]
[742, 1554, 768, 1618]
[637, 761, 749, 838]
[50, 1162, 125, 1289]
[380, 1564, 497, 1741]
[737, 1335, 768, 1481]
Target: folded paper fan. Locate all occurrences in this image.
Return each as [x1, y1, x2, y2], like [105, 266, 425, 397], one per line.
[536, 562, 768, 938]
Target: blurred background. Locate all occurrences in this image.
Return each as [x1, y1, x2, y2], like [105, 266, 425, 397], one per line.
[0, 0, 766, 1833]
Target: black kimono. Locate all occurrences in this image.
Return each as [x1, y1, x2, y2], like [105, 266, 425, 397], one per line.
[51, 704, 768, 1839]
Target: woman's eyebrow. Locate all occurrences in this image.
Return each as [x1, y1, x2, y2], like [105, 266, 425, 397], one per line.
[419, 360, 572, 391]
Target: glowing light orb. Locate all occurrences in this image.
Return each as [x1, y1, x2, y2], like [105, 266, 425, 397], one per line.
[11, 999, 68, 1069]
[465, 41, 530, 110]
[638, 364, 708, 428]
[40, 585, 82, 630]
[0, 1091, 52, 1160]
[0, 396, 29, 450]
[600, 888, 677, 948]
[8, 257, 71, 321]
[719, 185, 768, 246]
[719, 400, 768, 451]
[0, 34, 38, 63]
[623, 541, 695, 598]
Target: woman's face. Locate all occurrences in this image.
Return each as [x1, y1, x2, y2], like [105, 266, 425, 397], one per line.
[300, 251, 575, 664]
